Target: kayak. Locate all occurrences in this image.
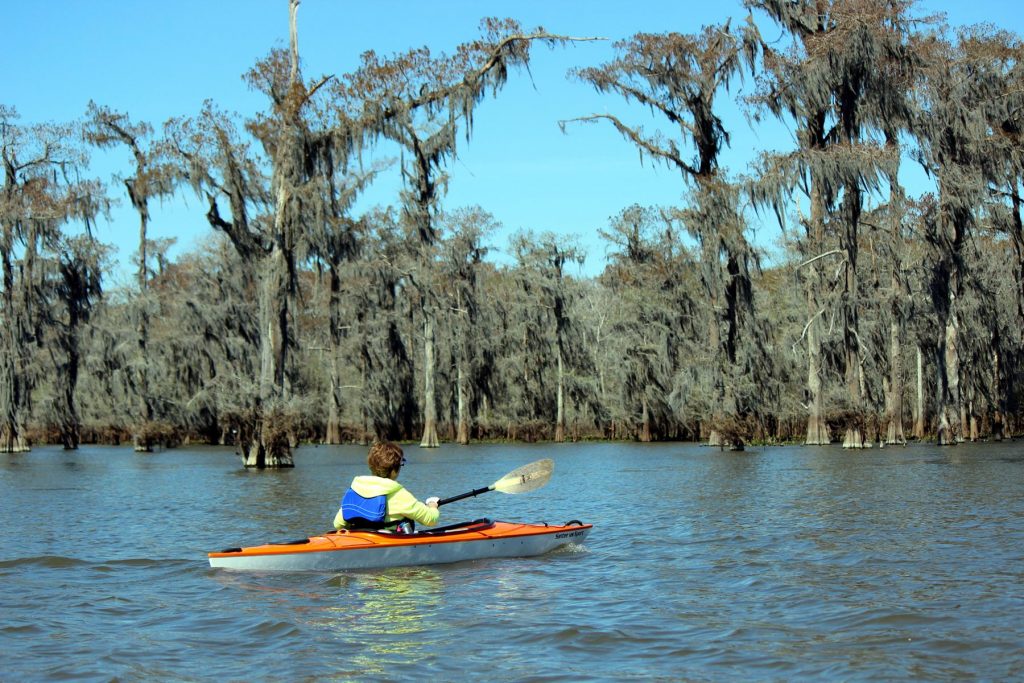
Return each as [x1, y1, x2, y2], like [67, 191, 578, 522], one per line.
[208, 518, 592, 572]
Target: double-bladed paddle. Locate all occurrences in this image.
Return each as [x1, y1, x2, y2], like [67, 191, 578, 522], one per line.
[437, 458, 554, 506]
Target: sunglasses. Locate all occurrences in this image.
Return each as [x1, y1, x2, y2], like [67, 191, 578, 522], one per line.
[400, 456, 407, 467]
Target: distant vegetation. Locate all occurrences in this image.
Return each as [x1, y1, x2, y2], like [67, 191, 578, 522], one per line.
[3, 1, 1024, 465]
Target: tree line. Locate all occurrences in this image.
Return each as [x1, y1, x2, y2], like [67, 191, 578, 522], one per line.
[3, 1, 1024, 466]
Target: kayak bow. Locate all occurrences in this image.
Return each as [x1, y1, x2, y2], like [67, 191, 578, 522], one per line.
[208, 519, 592, 572]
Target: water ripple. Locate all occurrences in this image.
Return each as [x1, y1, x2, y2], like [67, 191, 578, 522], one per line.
[2, 443, 1024, 680]
[0, 555, 90, 569]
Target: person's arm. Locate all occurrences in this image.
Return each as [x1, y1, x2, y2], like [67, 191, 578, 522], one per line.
[387, 487, 440, 527]
[332, 507, 347, 530]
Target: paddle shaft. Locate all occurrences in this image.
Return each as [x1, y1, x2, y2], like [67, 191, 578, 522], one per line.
[437, 486, 493, 507]
[435, 458, 553, 507]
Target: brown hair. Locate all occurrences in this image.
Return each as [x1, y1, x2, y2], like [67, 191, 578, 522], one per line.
[367, 441, 404, 478]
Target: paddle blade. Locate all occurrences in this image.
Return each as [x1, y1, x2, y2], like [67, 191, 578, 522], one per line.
[491, 458, 554, 495]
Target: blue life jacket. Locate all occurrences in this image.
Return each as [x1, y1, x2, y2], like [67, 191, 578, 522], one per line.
[340, 488, 387, 526]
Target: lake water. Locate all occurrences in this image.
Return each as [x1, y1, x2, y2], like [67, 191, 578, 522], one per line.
[2, 441, 1023, 681]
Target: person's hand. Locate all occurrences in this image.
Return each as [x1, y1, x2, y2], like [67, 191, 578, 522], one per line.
[425, 496, 439, 508]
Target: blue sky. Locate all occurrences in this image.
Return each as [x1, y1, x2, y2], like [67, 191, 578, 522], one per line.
[5, 1, 1022, 281]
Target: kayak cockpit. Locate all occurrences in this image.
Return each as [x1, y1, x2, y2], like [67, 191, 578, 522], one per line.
[330, 517, 495, 537]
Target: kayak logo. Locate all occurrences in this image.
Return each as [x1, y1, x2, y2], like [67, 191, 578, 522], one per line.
[554, 530, 586, 539]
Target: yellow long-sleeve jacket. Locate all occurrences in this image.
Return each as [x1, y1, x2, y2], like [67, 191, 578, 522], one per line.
[333, 475, 440, 530]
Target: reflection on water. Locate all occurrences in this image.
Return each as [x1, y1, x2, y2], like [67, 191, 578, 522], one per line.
[2, 442, 1024, 680]
[212, 565, 446, 677]
[323, 567, 443, 674]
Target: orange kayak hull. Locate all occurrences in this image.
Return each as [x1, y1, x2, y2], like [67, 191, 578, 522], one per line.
[208, 519, 592, 572]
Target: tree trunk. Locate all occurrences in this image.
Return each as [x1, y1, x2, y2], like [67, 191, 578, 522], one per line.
[1011, 190, 1024, 345]
[993, 349, 1005, 441]
[456, 362, 469, 444]
[841, 428, 864, 449]
[555, 348, 565, 443]
[885, 318, 906, 445]
[914, 345, 926, 439]
[961, 400, 971, 442]
[639, 394, 651, 442]
[0, 230, 34, 453]
[243, 246, 294, 468]
[239, 3, 305, 468]
[325, 266, 343, 445]
[885, 159, 906, 446]
[937, 315, 962, 446]
[455, 281, 471, 445]
[841, 189, 865, 450]
[805, 306, 831, 445]
[326, 390, 342, 445]
[131, 300, 154, 453]
[419, 314, 439, 448]
[62, 344, 79, 450]
[132, 202, 153, 453]
[59, 339, 81, 450]
[0, 297, 31, 453]
[703, 233, 724, 449]
[360, 357, 369, 445]
[934, 173, 968, 447]
[55, 258, 85, 452]
[805, 186, 830, 446]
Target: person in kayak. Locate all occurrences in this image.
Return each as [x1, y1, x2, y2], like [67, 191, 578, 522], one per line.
[333, 441, 440, 533]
